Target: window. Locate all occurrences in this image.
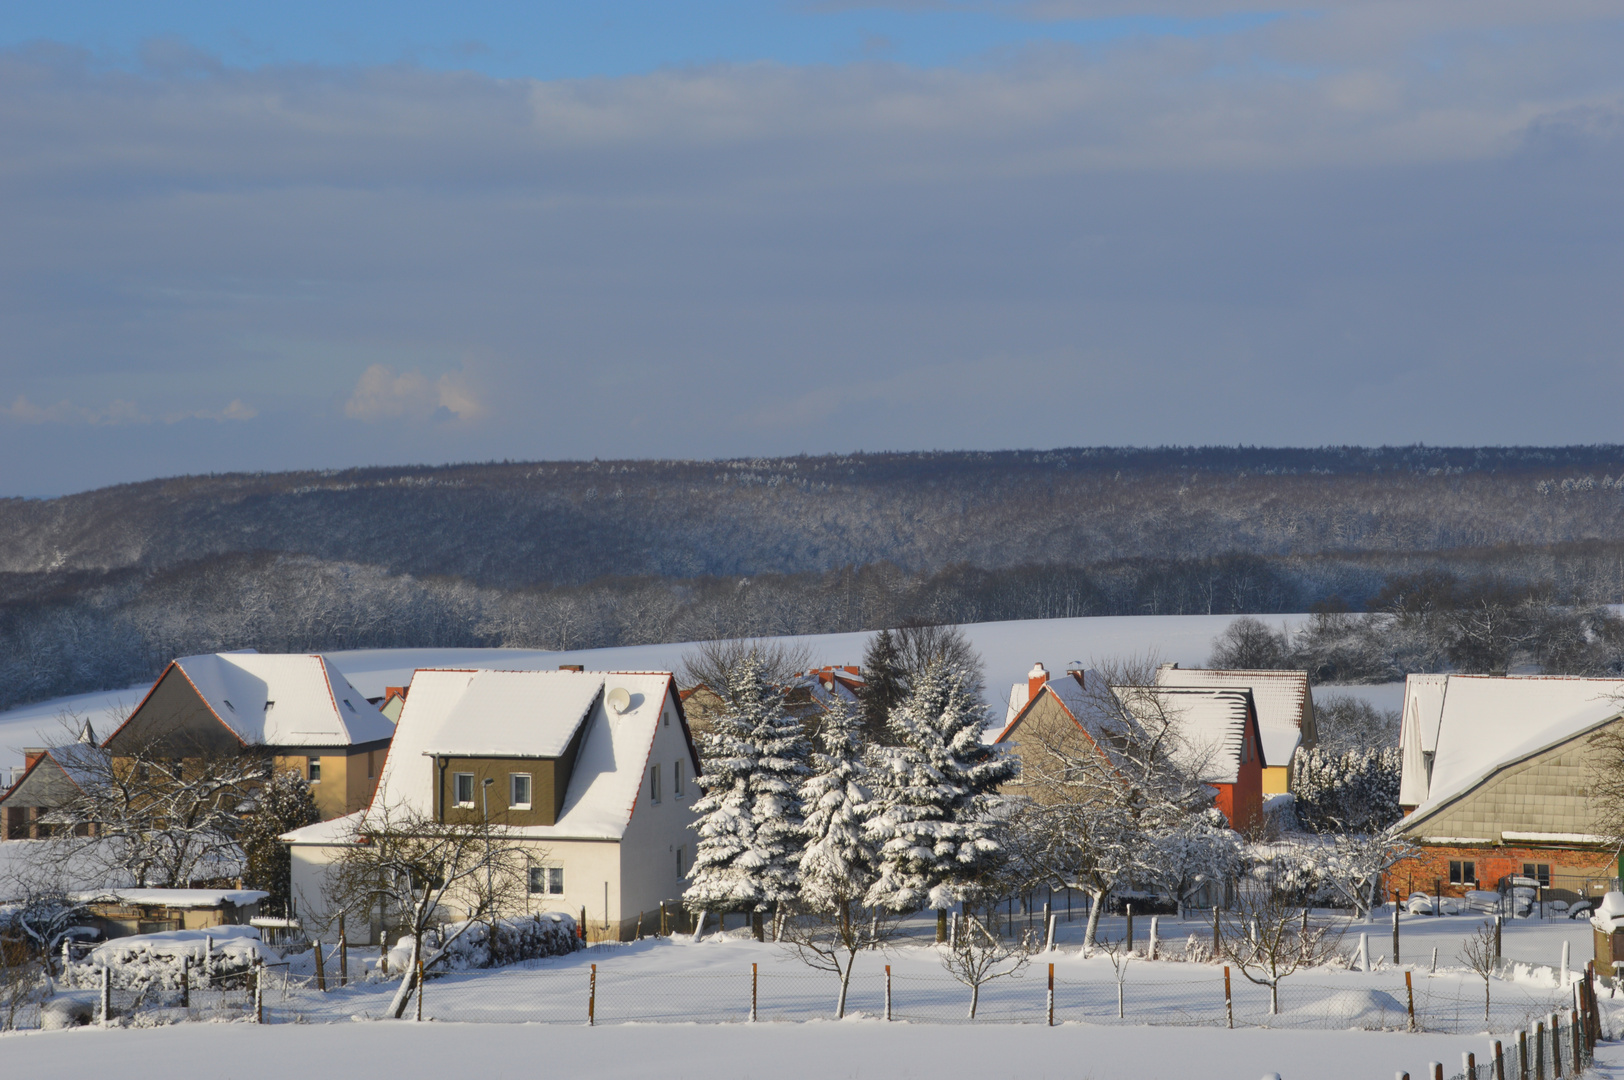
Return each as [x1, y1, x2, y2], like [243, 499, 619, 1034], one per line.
[649, 763, 661, 804]
[510, 773, 532, 810]
[1449, 860, 1476, 885]
[663, 710, 670, 727]
[264, 700, 275, 712]
[366, 750, 376, 780]
[674, 759, 685, 797]
[1522, 863, 1551, 887]
[453, 772, 475, 808]
[676, 846, 686, 878]
[343, 699, 357, 713]
[307, 757, 322, 784]
[529, 866, 564, 895]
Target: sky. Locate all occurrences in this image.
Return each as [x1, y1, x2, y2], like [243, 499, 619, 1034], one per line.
[2, 1, 1622, 497]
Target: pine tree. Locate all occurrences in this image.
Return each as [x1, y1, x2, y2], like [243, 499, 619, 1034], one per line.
[796, 697, 875, 911]
[865, 660, 1018, 916]
[858, 629, 907, 745]
[240, 769, 320, 914]
[685, 656, 809, 918]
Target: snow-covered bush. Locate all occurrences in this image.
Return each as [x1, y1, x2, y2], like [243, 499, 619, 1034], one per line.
[388, 912, 581, 973]
[1290, 746, 1401, 834]
[64, 926, 273, 992]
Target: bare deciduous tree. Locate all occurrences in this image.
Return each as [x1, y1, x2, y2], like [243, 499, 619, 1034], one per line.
[1458, 920, 1497, 1023]
[679, 637, 815, 701]
[939, 914, 1035, 1019]
[1218, 892, 1342, 1015]
[320, 803, 531, 1018]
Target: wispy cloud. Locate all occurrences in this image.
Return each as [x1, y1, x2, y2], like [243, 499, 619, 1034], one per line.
[344, 365, 483, 423]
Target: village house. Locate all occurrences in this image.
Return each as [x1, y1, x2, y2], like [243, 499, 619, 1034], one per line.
[103, 652, 395, 821]
[0, 735, 105, 840]
[1397, 673, 1624, 904]
[284, 667, 701, 945]
[1153, 663, 1316, 794]
[992, 663, 1266, 831]
[72, 887, 268, 939]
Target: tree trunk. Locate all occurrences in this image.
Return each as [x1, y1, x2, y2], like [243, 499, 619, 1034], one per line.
[1082, 889, 1105, 956]
[968, 981, 980, 1019]
[1484, 981, 1490, 1024]
[836, 957, 854, 1019]
[1268, 980, 1279, 1016]
[387, 935, 420, 1019]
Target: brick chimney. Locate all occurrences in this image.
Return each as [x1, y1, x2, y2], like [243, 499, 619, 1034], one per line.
[1027, 663, 1049, 702]
[23, 749, 44, 771]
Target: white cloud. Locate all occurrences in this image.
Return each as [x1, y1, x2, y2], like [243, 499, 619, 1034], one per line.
[344, 365, 483, 423]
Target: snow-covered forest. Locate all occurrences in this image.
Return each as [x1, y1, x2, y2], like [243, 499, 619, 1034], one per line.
[7, 446, 1624, 710]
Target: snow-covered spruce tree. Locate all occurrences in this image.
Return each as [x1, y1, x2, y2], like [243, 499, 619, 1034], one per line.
[783, 696, 890, 1016]
[685, 656, 809, 930]
[865, 660, 1017, 939]
[240, 768, 321, 914]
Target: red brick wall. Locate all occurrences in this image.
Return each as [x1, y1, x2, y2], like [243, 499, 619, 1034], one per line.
[1393, 844, 1615, 899]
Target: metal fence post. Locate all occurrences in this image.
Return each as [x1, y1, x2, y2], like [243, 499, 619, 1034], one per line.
[181, 955, 190, 1009]
[1405, 970, 1416, 1032]
[1495, 915, 1503, 962]
[99, 964, 110, 1027]
[1047, 963, 1054, 1027]
[751, 963, 758, 1023]
[1224, 966, 1233, 1029]
[254, 961, 263, 1024]
[588, 963, 596, 1026]
[885, 964, 892, 1022]
[1125, 903, 1134, 954]
[416, 958, 424, 1023]
[339, 914, 348, 987]
[1393, 896, 1401, 965]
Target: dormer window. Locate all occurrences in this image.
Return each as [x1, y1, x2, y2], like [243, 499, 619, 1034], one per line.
[264, 701, 275, 712]
[222, 699, 235, 713]
[343, 699, 357, 713]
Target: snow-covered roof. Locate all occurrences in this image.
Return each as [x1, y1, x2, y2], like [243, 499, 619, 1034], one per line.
[1402, 674, 1624, 826]
[312, 669, 684, 843]
[995, 669, 1254, 785]
[1137, 688, 1255, 786]
[1398, 673, 1450, 807]
[1154, 666, 1308, 767]
[71, 888, 268, 909]
[136, 653, 395, 748]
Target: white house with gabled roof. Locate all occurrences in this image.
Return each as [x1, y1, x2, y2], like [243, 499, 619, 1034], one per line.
[283, 668, 701, 944]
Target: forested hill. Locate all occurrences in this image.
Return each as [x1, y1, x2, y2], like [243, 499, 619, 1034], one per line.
[7, 445, 1624, 588]
[5, 445, 1624, 712]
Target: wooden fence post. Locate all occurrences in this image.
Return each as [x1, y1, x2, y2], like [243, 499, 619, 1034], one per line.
[1125, 903, 1134, 954]
[181, 955, 190, 1009]
[1518, 1030, 1529, 1079]
[1393, 895, 1401, 965]
[636, 912, 643, 940]
[1464, 1052, 1475, 1078]
[588, 963, 597, 1026]
[751, 963, 758, 1022]
[1495, 915, 1503, 961]
[1551, 1012, 1563, 1077]
[314, 938, 327, 992]
[659, 901, 667, 937]
[1224, 966, 1233, 1029]
[254, 960, 263, 1024]
[1212, 905, 1220, 954]
[1492, 1038, 1505, 1080]
[1405, 970, 1416, 1032]
[1535, 1021, 1545, 1080]
[1047, 963, 1054, 1027]
[1570, 1009, 1582, 1074]
[885, 964, 892, 1022]
[338, 914, 348, 987]
[1429, 1063, 1442, 1080]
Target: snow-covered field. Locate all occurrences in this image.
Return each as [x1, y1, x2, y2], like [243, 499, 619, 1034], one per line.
[0, 611, 1402, 777]
[0, 1018, 1559, 1080]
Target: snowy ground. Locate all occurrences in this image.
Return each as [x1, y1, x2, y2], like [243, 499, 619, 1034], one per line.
[1, 611, 1402, 777]
[0, 1019, 1548, 1080]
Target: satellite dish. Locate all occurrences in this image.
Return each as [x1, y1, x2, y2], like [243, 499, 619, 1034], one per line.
[606, 687, 632, 715]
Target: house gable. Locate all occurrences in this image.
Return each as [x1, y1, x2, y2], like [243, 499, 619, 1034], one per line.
[104, 663, 244, 758]
[1401, 714, 1622, 843]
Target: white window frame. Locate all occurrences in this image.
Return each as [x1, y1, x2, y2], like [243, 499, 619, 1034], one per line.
[528, 865, 564, 896]
[649, 763, 661, 804]
[307, 756, 322, 784]
[510, 772, 533, 810]
[453, 772, 475, 808]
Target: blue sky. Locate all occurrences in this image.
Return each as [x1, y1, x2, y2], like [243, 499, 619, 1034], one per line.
[3, 2, 1623, 495]
[3, 2, 1272, 78]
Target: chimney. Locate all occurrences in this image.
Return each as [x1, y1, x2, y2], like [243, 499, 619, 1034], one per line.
[23, 749, 45, 771]
[1027, 663, 1049, 702]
